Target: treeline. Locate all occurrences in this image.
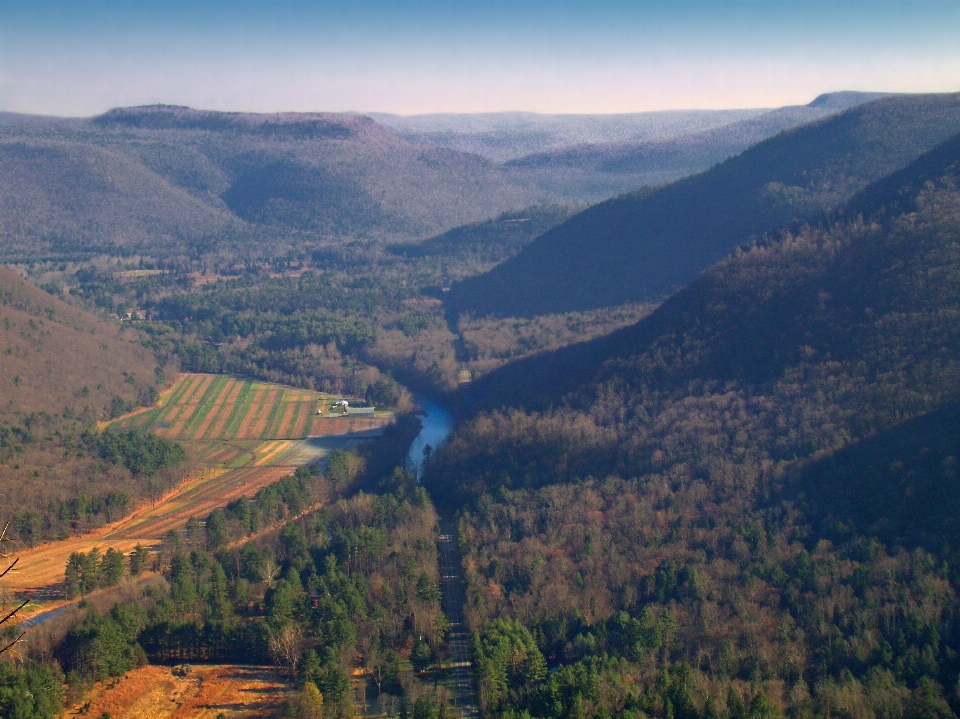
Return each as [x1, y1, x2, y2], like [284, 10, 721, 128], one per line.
[207, 464, 326, 548]
[6, 427, 186, 545]
[48, 478, 451, 718]
[0, 662, 63, 719]
[61, 463, 328, 601]
[86, 428, 186, 478]
[136, 266, 458, 395]
[64, 544, 150, 598]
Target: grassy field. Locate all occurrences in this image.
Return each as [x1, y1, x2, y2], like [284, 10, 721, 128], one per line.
[9, 374, 394, 613]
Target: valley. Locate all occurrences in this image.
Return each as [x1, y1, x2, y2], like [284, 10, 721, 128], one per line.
[2, 91, 960, 719]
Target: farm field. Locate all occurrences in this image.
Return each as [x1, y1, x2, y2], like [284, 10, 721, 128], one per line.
[110, 373, 388, 441]
[60, 664, 290, 718]
[9, 374, 394, 615]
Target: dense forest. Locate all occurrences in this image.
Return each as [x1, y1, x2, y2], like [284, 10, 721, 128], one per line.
[2, 460, 455, 719]
[422, 130, 960, 717]
[448, 92, 960, 318]
[0, 105, 547, 258]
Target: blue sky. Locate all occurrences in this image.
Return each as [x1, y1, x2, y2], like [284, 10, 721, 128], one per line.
[1, 0, 958, 116]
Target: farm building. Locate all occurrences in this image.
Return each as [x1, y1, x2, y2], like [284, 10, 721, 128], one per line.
[345, 406, 375, 417]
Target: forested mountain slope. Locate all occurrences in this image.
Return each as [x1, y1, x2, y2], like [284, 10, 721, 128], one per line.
[0, 265, 182, 544]
[0, 265, 161, 419]
[441, 125, 960, 496]
[388, 204, 576, 267]
[506, 91, 887, 200]
[447, 92, 960, 318]
[0, 105, 546, 258]
[425, 130, 960, 717]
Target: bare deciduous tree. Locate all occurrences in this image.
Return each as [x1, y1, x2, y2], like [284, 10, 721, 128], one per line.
[0, 522, 28, 655]
[268, 623, 305, 675]
[259, 556, 280, 587]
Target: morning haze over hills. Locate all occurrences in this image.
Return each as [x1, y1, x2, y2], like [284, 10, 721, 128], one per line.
[0, 91, 886, 262]
[4, 76, 960, 718]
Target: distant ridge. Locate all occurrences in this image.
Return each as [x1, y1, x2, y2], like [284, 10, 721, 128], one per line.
[93, 104, 370, 139]
[0, 106, 546, 257]
[371, 107, 768, 163]
[447, 92, 960, 319]
[506, 91, 889, 200]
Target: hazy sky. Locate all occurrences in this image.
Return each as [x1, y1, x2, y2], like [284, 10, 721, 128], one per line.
[2, 0, 958, 117]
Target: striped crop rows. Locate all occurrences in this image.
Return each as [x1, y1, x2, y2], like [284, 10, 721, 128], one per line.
[111, 374, 329, 441]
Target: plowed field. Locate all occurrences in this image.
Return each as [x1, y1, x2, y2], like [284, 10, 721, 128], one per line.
[110, 374, 370, 440]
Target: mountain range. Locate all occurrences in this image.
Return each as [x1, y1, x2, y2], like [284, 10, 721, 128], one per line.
[505, 91, 888, 200]
[441, 119, 960, 484]
[447, 92, 960, 319]
[0, 105, 547, 259]
[369, 108, 768, 163]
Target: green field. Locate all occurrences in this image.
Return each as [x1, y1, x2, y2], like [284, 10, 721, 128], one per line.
[112, 374, 331, 441]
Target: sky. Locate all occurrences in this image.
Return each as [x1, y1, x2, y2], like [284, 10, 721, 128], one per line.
[1, 0, 959, 117]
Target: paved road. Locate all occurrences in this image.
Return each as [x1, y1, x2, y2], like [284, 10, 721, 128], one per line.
[438, 521, 480, 719]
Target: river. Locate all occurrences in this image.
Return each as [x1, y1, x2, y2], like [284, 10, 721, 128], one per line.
[405, 397, 453, 480]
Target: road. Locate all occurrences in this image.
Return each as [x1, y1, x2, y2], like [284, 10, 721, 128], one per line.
[438, 520, 480, 719]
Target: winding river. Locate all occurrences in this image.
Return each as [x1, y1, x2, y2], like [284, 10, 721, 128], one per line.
[405, 397, 454, 480]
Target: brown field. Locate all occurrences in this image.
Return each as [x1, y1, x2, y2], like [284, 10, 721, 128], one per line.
[247, 387, 281, 438]
[111, 374, 394, 442]
[167, 375, 216, 435]
[61, 664, 290, 719]
[308, 416, 390, 436]
[200, 379, 245, 438]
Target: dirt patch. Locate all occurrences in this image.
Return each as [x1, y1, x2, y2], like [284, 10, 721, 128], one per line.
[62, 663, 291, 718]
[254, 440, 295, 467]
[309, 416, 393, 436]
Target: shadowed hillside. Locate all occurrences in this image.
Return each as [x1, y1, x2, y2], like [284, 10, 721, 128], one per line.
[423, 124, 960, 719]
[447, 92, 960, 319]
[388, 204, 576, 267]
[789, 402, 960, 552]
